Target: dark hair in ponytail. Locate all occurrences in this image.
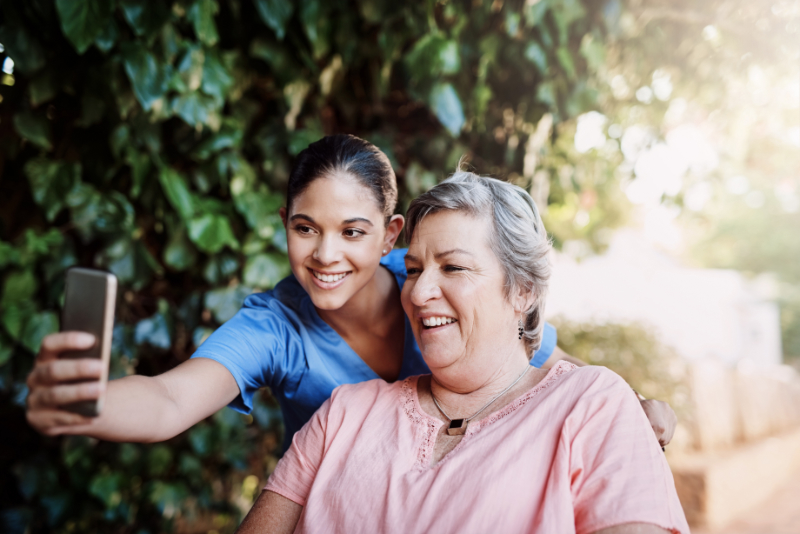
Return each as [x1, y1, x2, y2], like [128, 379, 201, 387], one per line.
[287, 134, 398, 224]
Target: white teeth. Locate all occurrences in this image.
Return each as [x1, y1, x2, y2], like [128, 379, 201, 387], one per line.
[422, 317, 456, 327]
[313, 271, 348, 283]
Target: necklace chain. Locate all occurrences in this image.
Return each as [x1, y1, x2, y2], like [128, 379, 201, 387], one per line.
[431, 364, 530, 425]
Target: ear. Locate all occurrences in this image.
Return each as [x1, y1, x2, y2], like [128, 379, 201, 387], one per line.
[512, 284, 537, 315]
[279, 207, 288, 228]
[382, 214, 405, 252]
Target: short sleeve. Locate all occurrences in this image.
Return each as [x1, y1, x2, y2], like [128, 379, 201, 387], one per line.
[530, 322, 557, 368]
[190, 293, 300, 413]
[264, 396, 331, 506]
[566, 370, 689, 534]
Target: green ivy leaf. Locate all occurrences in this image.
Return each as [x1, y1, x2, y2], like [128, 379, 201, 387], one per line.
[13, 110, 52, 151]
[188, 0, 220, 46]
[24, 158, 81, 222]
[134, 312, 171, 349]
[193, 124, 243, 160]
[204, 285, 252, 323]
[146, 445, 173, 477]
[120, 0, 169, 37]
[1, 271, 38, 308]
[253, 0, 294, 40]
[163, 226, 197, 271]
[158, 167, 195, 221]
[0, 241, 20, 269]
[300, 0, 330, 59]
[201, 52, 234, 104]
[120, 43, 171, 111]
[0, 24, 45, 74]
[188, 424, 214, 456]
[243, 253, 289, 289]
[21, 311, 59, 354]
[54, 0, 112, 55]
[88, 472, 124, 509]
[524, 42, 548, 73]
[233, 191, 282, 237]
[94, 18, 119, 53]
[171, 92, 221, 129]
[29, 71, 58, 107]
[187, 213, 238, 253]
[556, 46, 577, 79]
[428, 83, 465, 137]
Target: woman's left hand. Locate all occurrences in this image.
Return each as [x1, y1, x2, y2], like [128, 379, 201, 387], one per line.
[639, 399, 677, 446]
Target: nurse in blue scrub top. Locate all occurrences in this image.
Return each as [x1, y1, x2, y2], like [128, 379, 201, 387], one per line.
[24, 135, 676, 449]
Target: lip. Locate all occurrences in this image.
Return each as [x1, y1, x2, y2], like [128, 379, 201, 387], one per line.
[308, 268, 351, 290]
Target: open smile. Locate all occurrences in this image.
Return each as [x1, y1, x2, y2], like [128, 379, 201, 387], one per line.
[308, 268, 352, 288]
[421, 316, 458, 330]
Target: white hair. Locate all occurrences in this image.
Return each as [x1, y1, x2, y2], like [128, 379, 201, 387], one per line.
[405, 170, 551, 357]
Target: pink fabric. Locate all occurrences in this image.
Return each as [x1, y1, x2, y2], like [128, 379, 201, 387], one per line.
[265, 362, 690, 534]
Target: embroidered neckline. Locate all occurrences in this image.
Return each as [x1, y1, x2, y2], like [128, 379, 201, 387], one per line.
[400, 361, 577, 471]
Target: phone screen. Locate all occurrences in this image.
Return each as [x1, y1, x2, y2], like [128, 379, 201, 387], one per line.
[60, 268, 117, 416]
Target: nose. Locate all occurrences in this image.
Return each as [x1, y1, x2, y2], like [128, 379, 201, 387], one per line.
[409, 268, 442, 306]
[312, 235, 341, 265]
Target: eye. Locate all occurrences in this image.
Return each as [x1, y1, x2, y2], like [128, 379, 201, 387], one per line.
[405, 267, 421, 276]
[444, 265, 465, 272]
[343, 228, 366, 238]
[293, 225, 315, 235]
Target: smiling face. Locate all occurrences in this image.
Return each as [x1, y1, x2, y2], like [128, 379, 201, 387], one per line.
[401, 210, 524, 381]
[283, 172, 402, 311]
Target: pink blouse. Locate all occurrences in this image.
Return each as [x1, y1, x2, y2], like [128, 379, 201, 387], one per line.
[265, 361, 690, 534]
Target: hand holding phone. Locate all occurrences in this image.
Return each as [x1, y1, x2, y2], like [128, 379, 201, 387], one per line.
[25, 269, 117, 432]
[59, 268, 117, 416]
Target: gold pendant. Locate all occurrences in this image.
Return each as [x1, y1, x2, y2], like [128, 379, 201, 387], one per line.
[446, 418, 468, 436]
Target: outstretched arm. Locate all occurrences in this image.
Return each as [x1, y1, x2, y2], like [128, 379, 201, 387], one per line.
[26, 332, 240, 442]
[540, 346, 677, 446]
[236, 490, 303, 534]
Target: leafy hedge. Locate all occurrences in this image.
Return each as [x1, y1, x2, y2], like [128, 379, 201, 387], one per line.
[0, 0, 680, 532]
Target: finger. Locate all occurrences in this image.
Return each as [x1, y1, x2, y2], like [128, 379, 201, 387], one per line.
[27, 409, 93, 433]
[27, 381, 103, 409]
[28, 358, 104, 387]
[38, 332, 96, 362]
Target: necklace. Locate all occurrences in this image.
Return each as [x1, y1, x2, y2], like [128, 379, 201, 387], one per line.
[431, 365, 530, 436]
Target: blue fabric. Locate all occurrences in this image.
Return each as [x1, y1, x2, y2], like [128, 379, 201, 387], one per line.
[530, 322, 557, 368]
[192, 248, 557, 449]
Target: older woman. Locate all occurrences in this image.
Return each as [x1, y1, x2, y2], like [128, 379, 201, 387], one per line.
[237, 172, 689, 534]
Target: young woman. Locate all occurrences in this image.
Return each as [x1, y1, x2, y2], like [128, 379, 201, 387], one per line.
[25, 135, 675, 449]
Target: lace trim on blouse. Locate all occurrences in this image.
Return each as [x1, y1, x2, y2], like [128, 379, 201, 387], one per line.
[401, 376, 440, 470]
[400, 361, 577, 471]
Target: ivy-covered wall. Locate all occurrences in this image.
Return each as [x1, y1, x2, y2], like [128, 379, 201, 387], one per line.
[0, 0, 657, 531]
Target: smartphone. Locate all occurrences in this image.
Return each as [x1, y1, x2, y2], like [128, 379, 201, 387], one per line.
[60, 268, 118, 416]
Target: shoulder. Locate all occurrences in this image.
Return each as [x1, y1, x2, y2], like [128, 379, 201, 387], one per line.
[325, 378, 403, 417]
[562, 364, 631, 396]
[330, 378, 398, 402]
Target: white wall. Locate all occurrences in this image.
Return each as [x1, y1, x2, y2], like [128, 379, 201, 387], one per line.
[545, 230, 783, 367]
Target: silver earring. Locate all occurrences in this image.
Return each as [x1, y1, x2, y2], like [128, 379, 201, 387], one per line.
[383, 249, 387, 255]
[518, 320, 524, 340]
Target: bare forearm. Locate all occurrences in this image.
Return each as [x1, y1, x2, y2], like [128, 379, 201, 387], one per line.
[59, 375, 188, 442]
[237, 490, 302, 534]
[53, 358, 240, 442]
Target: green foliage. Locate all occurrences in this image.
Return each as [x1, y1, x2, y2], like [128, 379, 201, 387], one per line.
[0, 0, 715, 531]
[552, 319, 690, 416]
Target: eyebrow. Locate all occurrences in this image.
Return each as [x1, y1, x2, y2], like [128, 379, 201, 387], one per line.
[343, 217, 374, 227]
[404, 249, 474, 262]
[289, 214, 374, 227]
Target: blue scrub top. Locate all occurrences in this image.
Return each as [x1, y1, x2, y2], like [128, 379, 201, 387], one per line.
[192, 249, 557, 450]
